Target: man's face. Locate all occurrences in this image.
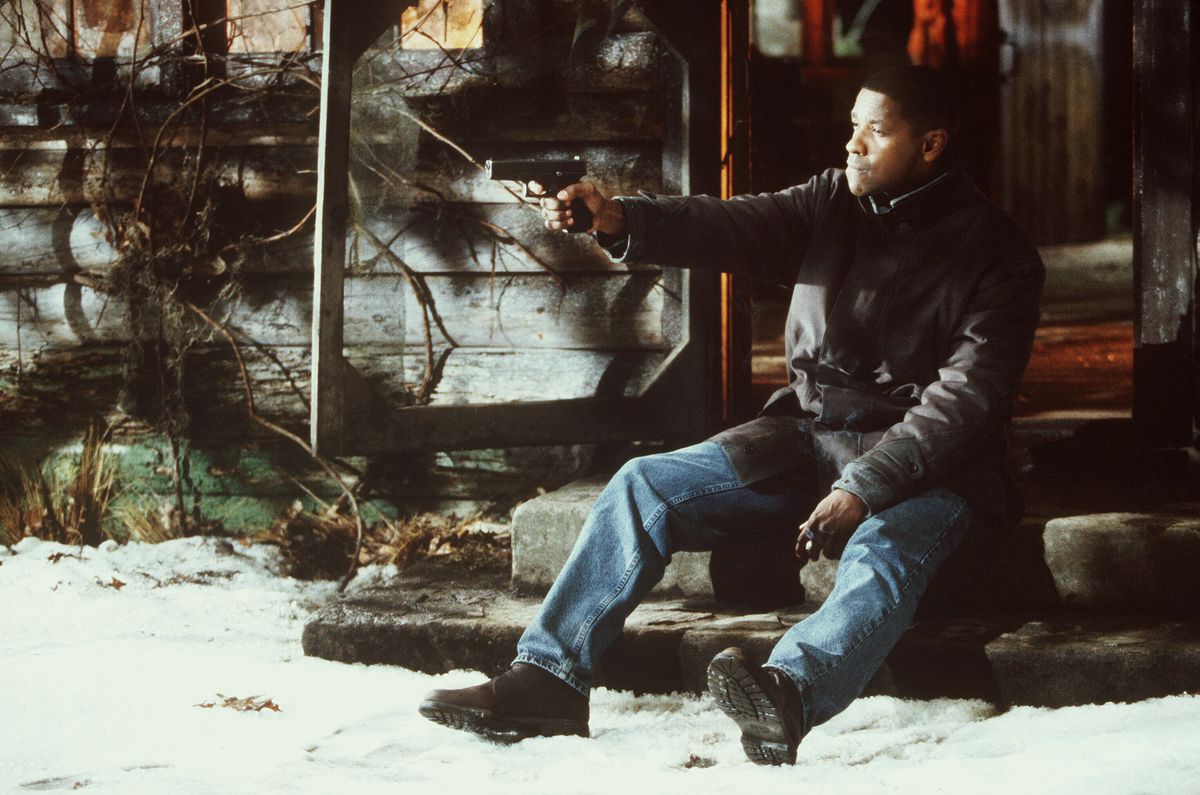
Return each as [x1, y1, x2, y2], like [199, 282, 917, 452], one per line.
[844, 89, 936, 198]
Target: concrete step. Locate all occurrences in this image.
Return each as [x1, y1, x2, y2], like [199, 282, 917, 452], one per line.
[509, 418, 1200, 609]
[512, 484, 1200, 613]
[302, 568, 1200, 708]
[511, 475, 713, 598]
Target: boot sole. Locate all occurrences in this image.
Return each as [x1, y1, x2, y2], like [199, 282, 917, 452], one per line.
[418, 699, 589, 743]
[706, 653, 798, 766]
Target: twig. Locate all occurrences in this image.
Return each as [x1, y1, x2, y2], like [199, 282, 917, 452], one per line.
[183, 299, 366, 591]
[353, 222, 441, 402]
[14, 282, 22, 386]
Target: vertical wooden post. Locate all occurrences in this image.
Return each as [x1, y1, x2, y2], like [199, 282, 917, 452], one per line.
[1132, 0, 1197, 448]
[311, 0, 352, 454]
[310, 0, 413, 454]
[640, 0, 727, 437]
[721, 0, 753, 424]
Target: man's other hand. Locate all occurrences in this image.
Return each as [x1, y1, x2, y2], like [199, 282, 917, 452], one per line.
[529, 181, 627, 236]
[796, 489, 868, 562]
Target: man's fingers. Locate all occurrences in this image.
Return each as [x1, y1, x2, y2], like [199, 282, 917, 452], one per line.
[538, 193, 573, 231]
[557, 182, 591, 202]
[794, 529, 809, 559]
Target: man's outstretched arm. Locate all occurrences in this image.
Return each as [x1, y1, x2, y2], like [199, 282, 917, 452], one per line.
[534, 170, 836, 286]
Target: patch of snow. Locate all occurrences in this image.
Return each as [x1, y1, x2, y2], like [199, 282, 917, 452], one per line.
[2, 537, 1199, 793]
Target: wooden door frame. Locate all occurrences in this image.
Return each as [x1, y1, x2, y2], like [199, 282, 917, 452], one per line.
[311, 0, 745, 456]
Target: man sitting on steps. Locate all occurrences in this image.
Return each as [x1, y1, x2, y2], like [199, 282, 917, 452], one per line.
[418, 65, 1044, 766]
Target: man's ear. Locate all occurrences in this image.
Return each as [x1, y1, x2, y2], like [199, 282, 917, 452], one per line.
[921, 129, 948, 162]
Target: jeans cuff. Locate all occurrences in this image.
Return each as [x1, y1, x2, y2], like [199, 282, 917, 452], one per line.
[512, 652, 590, 698]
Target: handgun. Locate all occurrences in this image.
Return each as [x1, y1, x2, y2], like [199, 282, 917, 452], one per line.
[485, 157, 593, 234]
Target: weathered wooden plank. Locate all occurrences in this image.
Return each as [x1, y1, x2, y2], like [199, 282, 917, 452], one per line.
[360, 90, 664, 142]
[13, 94, 319, 128]
[0, 104, 39, 125]
[0, 125, 319, 150]
[345, 204, 639, 275]
[1, 272, 668, 350]
[563, 31, 663, 92]
[1, 86, 661, 141]
[0, 344, 664, 430]
[0, 204, 649, 277]
[352, 141, 662, 206]
[0, 140, 657, 207]
[0, 207, 119, 274]
[0, 146, 316, 205]
[355, 31, 662, 96]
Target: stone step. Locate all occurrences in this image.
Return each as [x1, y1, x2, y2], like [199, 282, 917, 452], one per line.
[509, 418, 1200, 610]
[302, 573, 1200, 708]
[511, 479, 1200, 613]
[511, 475, 714, 598]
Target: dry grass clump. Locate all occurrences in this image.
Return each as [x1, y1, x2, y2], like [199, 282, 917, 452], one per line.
[256, 502, 510, 580]
[0, 425, 117, 547]
[110, 497, 226, 544]
[111, 499, 183, 544]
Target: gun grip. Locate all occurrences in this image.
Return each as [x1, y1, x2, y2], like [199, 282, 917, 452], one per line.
[568, 198, 593, 234]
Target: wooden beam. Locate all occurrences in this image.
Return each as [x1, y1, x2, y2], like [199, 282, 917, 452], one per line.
[1132, 0, 1197, 447]
[311, 0, 354, 454]
[310, 0, 439, 455]
[633, 0, 726, 440]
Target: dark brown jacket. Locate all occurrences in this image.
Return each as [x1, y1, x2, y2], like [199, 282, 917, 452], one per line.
[606, 167, 1044, 526]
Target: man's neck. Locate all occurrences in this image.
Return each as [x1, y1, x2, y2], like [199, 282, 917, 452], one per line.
[868, 170, 950, 216]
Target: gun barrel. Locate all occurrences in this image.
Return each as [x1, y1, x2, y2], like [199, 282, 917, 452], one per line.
[485, 158, 589, 183]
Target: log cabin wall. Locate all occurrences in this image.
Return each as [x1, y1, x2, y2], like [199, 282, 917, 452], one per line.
[0, 0, 681, 530]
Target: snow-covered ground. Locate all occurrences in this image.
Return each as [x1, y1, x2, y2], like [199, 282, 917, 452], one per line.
[2, 537, 1198, 794]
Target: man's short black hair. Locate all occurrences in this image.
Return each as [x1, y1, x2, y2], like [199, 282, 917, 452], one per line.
[861, 65, 962, 136]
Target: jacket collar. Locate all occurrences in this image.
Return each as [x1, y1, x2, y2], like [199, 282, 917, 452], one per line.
[855, 165, 969, 227]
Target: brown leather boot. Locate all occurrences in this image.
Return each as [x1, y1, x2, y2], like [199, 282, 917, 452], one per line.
[418, 662, 589, 741]
[706, 647, 804, 765]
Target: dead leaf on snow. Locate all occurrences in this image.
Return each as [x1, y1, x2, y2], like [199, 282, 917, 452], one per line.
[96, 576, 125, 590]
[195, 694, 282, 713]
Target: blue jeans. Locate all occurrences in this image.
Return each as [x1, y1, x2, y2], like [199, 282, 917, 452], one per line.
[514, 440, 971, 738]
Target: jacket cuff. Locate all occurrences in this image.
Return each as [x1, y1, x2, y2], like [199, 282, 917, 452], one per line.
[832, 438, 926, 516]
[595, 195, 647, 263]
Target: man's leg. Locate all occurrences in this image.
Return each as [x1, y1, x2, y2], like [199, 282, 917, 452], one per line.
[516, 441, 812, 694]
[708, 487, 972, 764]
[420, 441, 811, 738]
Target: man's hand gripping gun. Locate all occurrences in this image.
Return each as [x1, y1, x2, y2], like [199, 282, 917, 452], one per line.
[485, 157, 592, 233]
